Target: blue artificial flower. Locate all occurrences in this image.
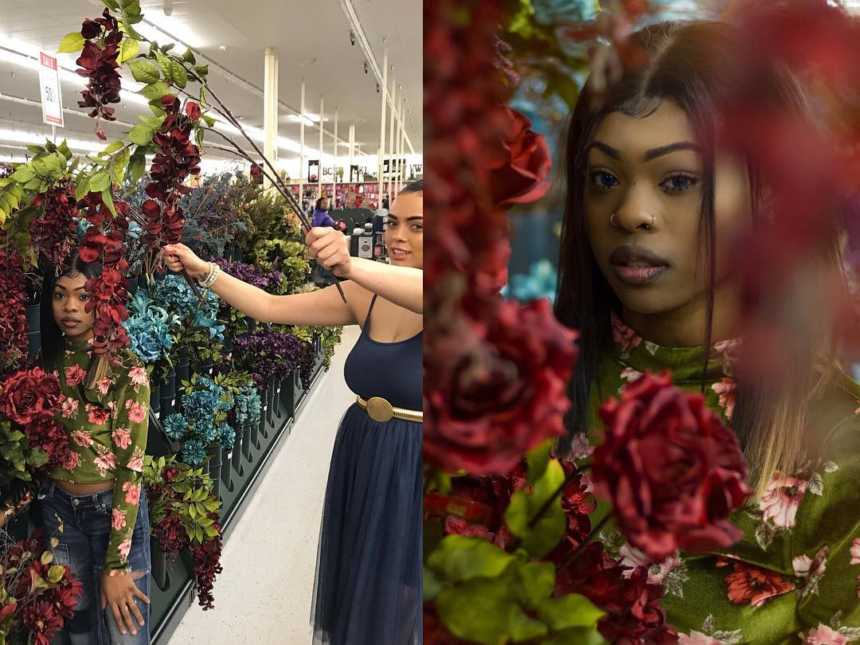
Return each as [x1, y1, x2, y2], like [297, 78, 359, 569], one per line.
[184, 389, 221, 427]
[163, 414, 189, 441]
[180, 439, 208, 467]
[153, 275, 224, 343]
[218, 423, 236, 450]
[233, 384, 262, 429]
[123, 290, 176, 365]
[508, 259, 558, 303]
[531, 0, 598, 25]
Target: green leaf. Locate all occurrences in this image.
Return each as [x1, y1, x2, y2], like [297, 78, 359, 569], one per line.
[101, 188, 116, 217]
[515, 560, 555, 608]
[129, 59, 160, 84]
[182, 49, 196, 65]
[102, 0, 120, 9]
[46, 564, 65, 584]
[170, 60, 188, 88]
[138, 114, 165, 129]
[112, 147, 131, 184]
[542, 626, 607, 645]
[162, 43, 175, 53]
[139, 81, 171, 101]
[58, 32, 85, 54]
[24, 178, 42, 191]
[128, 123, 154, 146]
[423, 566, 442, 601]
[100, 140, 125, 156]
[504, 459, 566, 558]
[118, 37, 140, 64]
[58, 140, 72, 160]
[40, 551, 53, 566]
[427, 535, 514, 583]
[526, 439, 554, 484]
[436, 579, 513, 645]
[537, 593, 605, 631]
[194, 64, 209, 77]
[75, 176, 91, 201]
[10, 165, 35, 184]
[89, 171, 110, 193]
[508, 606, 548, 642]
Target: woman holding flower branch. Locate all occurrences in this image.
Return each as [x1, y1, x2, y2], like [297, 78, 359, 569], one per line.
[163, 180, 424, 645]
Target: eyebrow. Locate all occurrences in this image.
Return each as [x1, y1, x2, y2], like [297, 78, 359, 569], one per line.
[387, 215, 423, 221]
[54, 285, 86, 291]
[588, 140, 702, 162]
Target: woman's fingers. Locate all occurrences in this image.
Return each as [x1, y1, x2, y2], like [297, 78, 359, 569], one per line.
[128, 596, 146, 627]
[111, 601, 128, 634]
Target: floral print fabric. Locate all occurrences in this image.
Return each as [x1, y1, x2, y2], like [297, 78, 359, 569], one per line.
[586, 315, 860, 643]
[48, 337, 149, 571]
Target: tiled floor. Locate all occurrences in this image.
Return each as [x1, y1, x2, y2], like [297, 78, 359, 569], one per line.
[168, 325, 361, 644]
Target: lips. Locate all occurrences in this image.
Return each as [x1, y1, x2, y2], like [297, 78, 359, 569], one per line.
[609, 246, 670, 286]
[60, 318, 81, 326]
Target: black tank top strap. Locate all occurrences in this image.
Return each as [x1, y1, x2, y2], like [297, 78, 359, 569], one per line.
[363, 294, 379, 334]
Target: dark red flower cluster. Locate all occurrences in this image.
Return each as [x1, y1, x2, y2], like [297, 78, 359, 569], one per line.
[78, 192, 131, 356]
[552, 542, 677, 644]
[0, 367, 74, 470]
[486, 107, 551, 208]
[591, 372, 751, 561]
[0, 368, 61, 427]
[30, 183, 79, 268]
[423, 0, 577, 477]
[250, 163, 263, 185]
[1, 534, 82, 644]
[75, 9, 123, 136]
[424, 298, 577, 475]
[140, 97, 202, 252]
[21, 600, 63, 645]
[152, 512, 189, 554]
[190, 527, 223, 611]
[0, 248, 28, 372]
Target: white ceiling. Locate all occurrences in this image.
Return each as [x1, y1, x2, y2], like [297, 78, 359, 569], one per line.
[0, 0, 421, 168]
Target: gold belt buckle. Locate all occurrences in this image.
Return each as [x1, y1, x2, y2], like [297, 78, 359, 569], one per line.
[366, 396, 395, 423]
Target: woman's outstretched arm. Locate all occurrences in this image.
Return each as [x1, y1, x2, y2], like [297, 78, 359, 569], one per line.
[161, 242, 358, 326]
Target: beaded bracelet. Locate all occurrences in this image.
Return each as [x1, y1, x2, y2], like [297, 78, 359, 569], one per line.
[198, 262, 221, 289]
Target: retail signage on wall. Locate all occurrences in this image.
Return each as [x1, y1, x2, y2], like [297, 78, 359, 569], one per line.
[38, 52, 64, 128]
[308, 159, 319, 183]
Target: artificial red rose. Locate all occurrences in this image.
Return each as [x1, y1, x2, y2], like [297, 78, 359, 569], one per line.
[486, 107, 551, 208]
[0, 368, 62, 426]
[424, 299, 578, 474]
[184, 101, 202, 121]
[591, 371, 751, 561]
[250, 163, 263, 184]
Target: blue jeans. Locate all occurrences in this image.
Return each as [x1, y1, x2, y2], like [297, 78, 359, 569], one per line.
[38, 481, 151, 645]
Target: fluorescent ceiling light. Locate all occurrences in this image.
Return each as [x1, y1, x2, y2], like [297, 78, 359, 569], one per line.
[136, 16, 205, 53]
[0, 127, 104, 153]
[286, 113, 321, 125]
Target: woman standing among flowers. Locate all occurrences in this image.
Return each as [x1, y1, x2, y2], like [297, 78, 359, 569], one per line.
[0, 252, 152, 644]
[163, 179, 424, 645]
[555, 21, 860, 641]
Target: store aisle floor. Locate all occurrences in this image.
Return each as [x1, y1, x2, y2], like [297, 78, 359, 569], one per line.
[168, 325, 362, 645]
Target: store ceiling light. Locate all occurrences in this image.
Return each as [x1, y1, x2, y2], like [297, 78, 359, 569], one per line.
[0, 127, 103, 153]
[137, 15, 205, 53]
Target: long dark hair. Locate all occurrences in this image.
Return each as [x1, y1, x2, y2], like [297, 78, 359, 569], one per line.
[40, 253, 103, 371]
[315, 197, 328, 210]
[554, 21, 838, 494]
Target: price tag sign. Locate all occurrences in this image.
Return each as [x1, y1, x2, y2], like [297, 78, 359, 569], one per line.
[38, 52, 64, 128]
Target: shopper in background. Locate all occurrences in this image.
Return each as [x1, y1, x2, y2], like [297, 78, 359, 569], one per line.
[163, 179, 424, 645]
[312, 196, 336, 228]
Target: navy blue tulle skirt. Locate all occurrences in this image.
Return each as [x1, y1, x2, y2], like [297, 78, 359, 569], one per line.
[312, 404, 423, 645]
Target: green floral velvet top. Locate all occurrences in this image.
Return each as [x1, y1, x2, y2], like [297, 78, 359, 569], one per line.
[583, 315, 860, 644]
[48, 337, 150, 571]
